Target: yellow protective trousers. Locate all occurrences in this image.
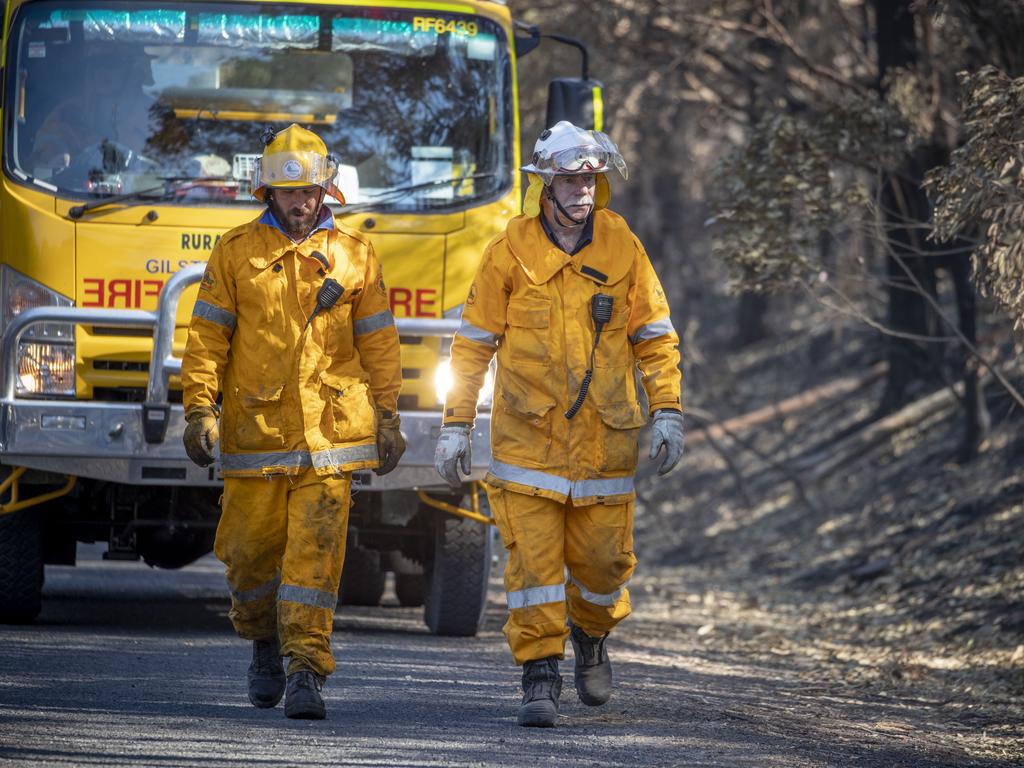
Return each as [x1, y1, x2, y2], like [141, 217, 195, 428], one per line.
[215, 469, 350, 677]
[488, 485, 637, 665]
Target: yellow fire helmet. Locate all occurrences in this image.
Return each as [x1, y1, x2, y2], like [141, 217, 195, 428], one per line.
[252, 124, 345, 204]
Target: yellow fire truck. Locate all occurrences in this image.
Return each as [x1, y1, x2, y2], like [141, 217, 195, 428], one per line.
[0, 0, 601, 632]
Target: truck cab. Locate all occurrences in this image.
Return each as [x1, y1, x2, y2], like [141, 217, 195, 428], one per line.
[0, 0, 523, 633]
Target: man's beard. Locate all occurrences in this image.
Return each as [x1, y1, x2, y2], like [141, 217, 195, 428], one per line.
[270, 197, 320, 240]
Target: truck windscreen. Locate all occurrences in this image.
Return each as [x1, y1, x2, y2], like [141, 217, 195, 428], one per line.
[4, 3, 513, 212]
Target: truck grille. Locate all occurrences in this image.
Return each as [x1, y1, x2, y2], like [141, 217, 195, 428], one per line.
[92, 387, 183, 403]
[93, 360, 149, 372]
[90, 326, 154, 337]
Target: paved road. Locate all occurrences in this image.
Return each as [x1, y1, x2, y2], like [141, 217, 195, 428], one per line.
[0, 545, 1009, 767]
[0, 545, 689, 768]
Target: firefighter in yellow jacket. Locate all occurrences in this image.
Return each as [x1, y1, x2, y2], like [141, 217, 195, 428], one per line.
[181, 125, 403, 720]
[435, 122, 684, 727]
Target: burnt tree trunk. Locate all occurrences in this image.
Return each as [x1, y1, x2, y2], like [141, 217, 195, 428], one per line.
[950, 252, 990, 460]
[874, 0, 941, 415]
[873, 0, 989, 459]
[734, 292, 769, 348]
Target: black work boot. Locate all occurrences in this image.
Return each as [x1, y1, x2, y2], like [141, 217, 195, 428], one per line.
[569, 623, 612, 706]
[284, 670, 326, 720]
[247, 637, 286, 709]
[517, 656, 562, 727]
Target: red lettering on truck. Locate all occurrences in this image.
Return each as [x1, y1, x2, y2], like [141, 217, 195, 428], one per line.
[389, 287, 438, 318]
[415, 289, 437, 317]
[390, 287, 412, 316]
[81, 278, 165, 308]
[82, 278, 103, 307]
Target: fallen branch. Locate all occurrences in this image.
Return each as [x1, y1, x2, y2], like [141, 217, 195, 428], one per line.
[688, 412, 757, 509]
[793, 382, 962, 482]
[687, 363, 887, 448]
[688, 406, 823, 516]
[794, 357, 1023, 482]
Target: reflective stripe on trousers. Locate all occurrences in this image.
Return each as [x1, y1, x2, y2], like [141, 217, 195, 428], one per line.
[568, 573, 629, 607]
[506, 582, 566, 610]
[278, 583, 338, 610]
[232, 575, 281, 605]
[505, 576, 626, 611]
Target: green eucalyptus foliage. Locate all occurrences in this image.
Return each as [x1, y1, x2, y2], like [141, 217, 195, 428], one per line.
[927, 66, 1024, 328]
[709, 91, 907, 294]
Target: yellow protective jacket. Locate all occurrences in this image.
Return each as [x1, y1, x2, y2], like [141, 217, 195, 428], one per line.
[181, 212, 401, 477]
[444, 209, 681, 505]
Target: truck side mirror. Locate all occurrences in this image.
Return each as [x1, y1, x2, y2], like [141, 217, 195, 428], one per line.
[513, 23, 541, 58]
[545, 78, 605, 132]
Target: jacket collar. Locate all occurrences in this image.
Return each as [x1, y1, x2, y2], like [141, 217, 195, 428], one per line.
[247, 216, 336, 272]
[505, 209, 633, 286]
[539, 211, 594, 256]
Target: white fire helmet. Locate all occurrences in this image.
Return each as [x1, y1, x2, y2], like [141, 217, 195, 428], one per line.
[520, 120, 627, 185]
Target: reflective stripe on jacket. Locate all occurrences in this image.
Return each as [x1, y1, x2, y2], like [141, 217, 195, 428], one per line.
[444, 209, 681, 504]
[182, 213, 401, 477]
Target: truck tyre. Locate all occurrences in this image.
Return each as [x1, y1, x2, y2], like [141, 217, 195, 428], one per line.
[0, 508, 44, 623]
[338, 544, 385, 607]
[389, 550, 425, 607]
[424, 501, 493, 637]
[395, 573, 425, 607]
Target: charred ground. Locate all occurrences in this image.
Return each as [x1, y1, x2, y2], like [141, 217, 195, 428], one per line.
[633, 293, 1024, 764]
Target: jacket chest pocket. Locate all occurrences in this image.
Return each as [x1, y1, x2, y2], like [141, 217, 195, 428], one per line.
[505, 297, 551, 364]
[320, 372, 375, 444]
[595, 298, 631, 369]
[239, 267, 292, 359]
[321, 302, 355, 364]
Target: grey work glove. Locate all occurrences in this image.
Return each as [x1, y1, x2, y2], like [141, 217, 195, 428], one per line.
[649, 409, 684, 475]
[434, 424, 472, 489]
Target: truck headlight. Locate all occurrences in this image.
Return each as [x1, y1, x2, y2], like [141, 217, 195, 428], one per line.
[434, 358, 494, 408]
[0, 265, 75, 396]
[17, 342, 76, 395]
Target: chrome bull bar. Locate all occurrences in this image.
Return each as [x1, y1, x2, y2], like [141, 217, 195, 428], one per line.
[0, 264, 489, 489]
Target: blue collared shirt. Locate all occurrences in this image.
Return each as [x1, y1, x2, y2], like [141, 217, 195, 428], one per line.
[259, 205, 334, 243]
[540, 211, 594, 255]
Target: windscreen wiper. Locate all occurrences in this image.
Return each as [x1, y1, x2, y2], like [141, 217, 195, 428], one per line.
[339, 172, 498, 215]
[67, 177, 231, 220]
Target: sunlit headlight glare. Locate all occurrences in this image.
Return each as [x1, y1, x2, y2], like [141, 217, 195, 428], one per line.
[477, 365, 495, 408]
[434, 359, 496, 408]
[434, 359, 454, 404]
[0, 266, 76, 397]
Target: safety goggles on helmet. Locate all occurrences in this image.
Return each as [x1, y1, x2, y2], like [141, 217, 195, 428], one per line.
[253, 150, 338, 192]
[520, 121, 628, 185]
[548, 146, 612, 174]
